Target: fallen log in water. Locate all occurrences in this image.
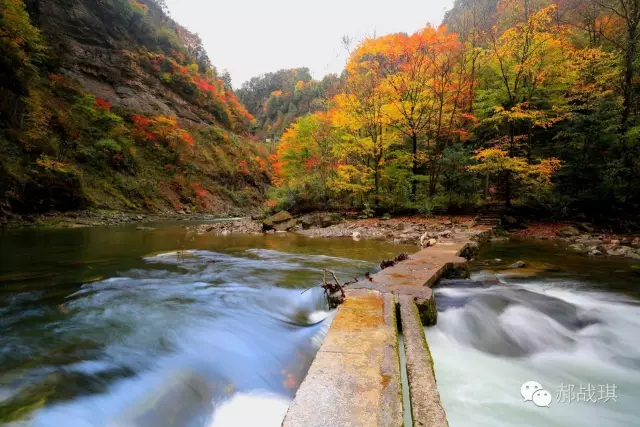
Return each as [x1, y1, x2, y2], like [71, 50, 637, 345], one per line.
[301, 269, 358, 308]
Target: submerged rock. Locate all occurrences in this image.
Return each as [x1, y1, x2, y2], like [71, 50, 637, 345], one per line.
[569, 243, 585, 252]
[509, 261, 527, 269]
[576, 238, 602, 245]
[441, 288, 597, 357]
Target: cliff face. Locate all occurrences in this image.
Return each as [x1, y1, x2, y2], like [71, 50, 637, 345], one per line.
[0, 0, 267, 221]
[26, 0, 205, 123]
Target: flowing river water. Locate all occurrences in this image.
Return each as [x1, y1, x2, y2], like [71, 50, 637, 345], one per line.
[427, 239, 640, 427]
[0, 221, 413, 426]
[2, 223, 640, 426]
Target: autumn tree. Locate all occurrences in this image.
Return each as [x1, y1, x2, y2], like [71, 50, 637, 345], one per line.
[333, 38, 392, 197]
[0, 0, 44, 93]
[557, 0, 640, 128]
[356, 26, 470, 198]
[271, 112, 340, 205]
[176, 24, 211, 72]
[444, 0, 497, 112]
[479, 2, 569, 204]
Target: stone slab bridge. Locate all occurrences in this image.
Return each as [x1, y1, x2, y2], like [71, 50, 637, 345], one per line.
[282, 226, 493, 427]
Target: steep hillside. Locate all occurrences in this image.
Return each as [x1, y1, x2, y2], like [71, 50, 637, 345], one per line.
[0, 0, 270, 222]
[237, 68, 341, 141]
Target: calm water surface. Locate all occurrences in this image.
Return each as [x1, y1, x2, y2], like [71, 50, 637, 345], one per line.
[0, 221, 413, 426]
[427, 239, 640, 427]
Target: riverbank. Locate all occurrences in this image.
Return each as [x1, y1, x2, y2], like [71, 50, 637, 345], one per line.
[0, 209, 250, 230]
[188, 213, 640, 261]
[187, 213, 477, 246]
[510, 222, 640, 260]
[6, 208, 640, 262]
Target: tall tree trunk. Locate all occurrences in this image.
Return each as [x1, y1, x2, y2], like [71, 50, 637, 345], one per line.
[622, 33, 636, 130]
[505, 122, 516, 207]
[505, 171, 512, 207]
[411, 133, 418, 198]
[484, 172, 489, 200]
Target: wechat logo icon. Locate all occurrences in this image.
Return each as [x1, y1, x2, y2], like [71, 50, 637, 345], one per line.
[521, 381, 551, 407]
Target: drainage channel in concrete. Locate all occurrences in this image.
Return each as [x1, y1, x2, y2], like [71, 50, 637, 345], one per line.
[397, 303, 414, 427]
[283, 227, 493, 427]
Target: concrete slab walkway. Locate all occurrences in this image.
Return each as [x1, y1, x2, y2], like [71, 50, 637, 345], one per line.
[282, 289, 402, 427]
[283, 227, 492, 427]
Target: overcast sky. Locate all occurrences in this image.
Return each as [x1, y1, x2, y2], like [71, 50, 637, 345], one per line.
[164, 0, 454, 88]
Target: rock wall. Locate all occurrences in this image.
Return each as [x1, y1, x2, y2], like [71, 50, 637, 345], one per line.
[25, 0, 208, 125]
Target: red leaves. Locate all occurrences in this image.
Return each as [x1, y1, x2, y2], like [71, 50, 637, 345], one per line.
[304, 156, 320, 170]
[192, 183, 209, 198]
[95, 98, 111, 111]
[239, 160, 249, 175]
[194, 77, 217, 95]
[512, 222, 570, 239]
[49, 74, 65, 83]
[132, 114, 152, 128]
[131, 114, 194, 148]
[179, 131, 194, 147]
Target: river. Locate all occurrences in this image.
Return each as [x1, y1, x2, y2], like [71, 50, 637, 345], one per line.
[2, 223, 640, 426]
[427, 239, 640, 427]
[0, 221, 412, 426]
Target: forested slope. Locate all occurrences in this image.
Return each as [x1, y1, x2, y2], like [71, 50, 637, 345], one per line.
[237, 68, 341, 141]
[0, 0, 270, 221]
[266, 0, 640, 227]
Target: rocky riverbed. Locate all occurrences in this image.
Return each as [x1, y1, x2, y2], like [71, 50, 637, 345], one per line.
[186, 212, 477, 247]
[511, 223, 640, 260]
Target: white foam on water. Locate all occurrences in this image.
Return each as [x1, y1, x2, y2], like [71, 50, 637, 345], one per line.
[209, 391, 291, 427]
[427, 281, 640, 427]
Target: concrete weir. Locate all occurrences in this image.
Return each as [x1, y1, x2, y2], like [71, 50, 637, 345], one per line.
[282, 227, 492, 427]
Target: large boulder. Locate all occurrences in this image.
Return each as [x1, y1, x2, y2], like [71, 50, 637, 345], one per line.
[576, 238, 602, 246]
[299, 212, 342, 229]
[263, 211, 297, 232]
[556, 226, 580, 237]
[607, 246, 635, 257]
[502, 215, 524, 230]
[575, 223, 594, 233]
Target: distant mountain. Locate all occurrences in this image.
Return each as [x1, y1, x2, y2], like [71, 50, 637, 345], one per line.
[237, 68, 342, 140]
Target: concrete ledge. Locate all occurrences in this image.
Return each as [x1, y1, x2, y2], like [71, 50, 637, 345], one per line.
[399, 294, 449, 427]
[283, 226, 492, 426]
[282, 289, 402, 427]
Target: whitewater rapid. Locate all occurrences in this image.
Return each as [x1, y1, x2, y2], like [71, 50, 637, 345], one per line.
[427, 277, 640, 426]
[4, 248, 370, 427]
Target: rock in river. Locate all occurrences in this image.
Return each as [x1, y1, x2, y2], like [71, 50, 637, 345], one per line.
[263, 211, 298, 232]
[509, 261, 527, 269]
[556, 226, 580, 237]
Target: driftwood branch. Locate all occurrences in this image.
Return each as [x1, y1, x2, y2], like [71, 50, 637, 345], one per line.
[379, 253, 409, 270]
[301, 269, 359, 308]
